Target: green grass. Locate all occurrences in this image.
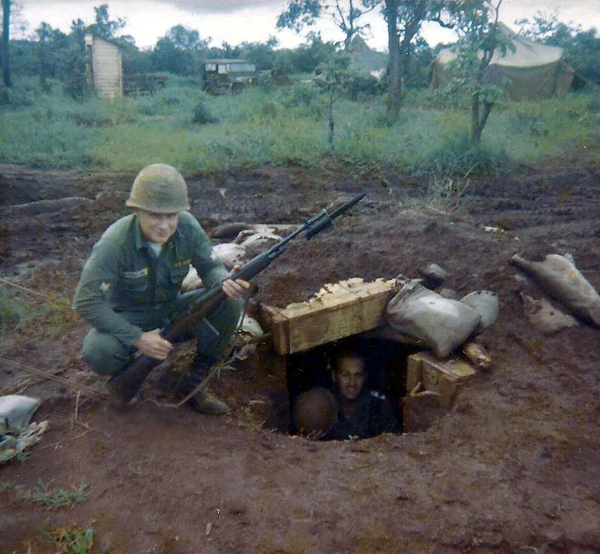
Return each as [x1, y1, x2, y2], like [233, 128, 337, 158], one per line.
[1, 75, 599, 174]
[0, 480, 24, 492]
[23, 479, 89, 509]
[39, 525, 94, 554]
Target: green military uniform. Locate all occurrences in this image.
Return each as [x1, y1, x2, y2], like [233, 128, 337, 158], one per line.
[73, 211, 243, 376]
[324, 386, 400, 441]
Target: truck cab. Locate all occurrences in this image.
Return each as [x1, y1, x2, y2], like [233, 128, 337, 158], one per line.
[201, 59, 257, 95]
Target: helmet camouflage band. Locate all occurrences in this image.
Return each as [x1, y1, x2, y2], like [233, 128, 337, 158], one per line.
[126, 163, 190, 213]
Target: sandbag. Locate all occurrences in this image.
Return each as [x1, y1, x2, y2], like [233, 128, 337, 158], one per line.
[386, 282, 482, 357]
[212, 243, 247, 269]
[239, 315, 264, 341]
[0, 395, 40, 434]
[511, 254, 600, 326]
[460, 290, 499, 331]
[181, 243, 248, 292]
[519, 293, 578, 334]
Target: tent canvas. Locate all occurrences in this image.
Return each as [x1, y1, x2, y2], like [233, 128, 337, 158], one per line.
[430, 24, 574, 100]
[347, 36, 387, 77]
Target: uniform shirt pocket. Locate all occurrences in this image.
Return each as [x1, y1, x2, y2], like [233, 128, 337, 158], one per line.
[169, 265, 191, 291]
[118, 268, 150, 307]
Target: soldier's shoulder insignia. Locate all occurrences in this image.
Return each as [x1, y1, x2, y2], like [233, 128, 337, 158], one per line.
[100, 282, 111, 293]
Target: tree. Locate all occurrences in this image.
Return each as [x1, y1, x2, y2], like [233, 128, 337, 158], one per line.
[237, 37, 279, 71]
[447, 0, 513, 145]
[289, 32, 337, 73]
[36, 22, 52, 90]
[382, 0, 454, 114]
[315, 53, 355, 149]
[88, 3, 126, 40]
[152, 25, 210, 75]
[62, 18, 89, 99]
[35, 23, 68, 90]
[1, 0, 11, 87]
[277, 0, 377, 51]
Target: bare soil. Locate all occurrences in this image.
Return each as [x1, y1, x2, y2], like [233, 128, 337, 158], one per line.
[1, 162, 600, 554]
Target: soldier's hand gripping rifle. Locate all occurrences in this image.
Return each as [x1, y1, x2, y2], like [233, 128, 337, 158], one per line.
[107, 193, 366, 405]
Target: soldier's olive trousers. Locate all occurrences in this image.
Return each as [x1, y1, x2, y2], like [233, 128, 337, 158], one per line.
[81, 291, 244, 376]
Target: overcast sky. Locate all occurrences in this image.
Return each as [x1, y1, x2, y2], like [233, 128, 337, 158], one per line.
[15, 0, 600, 52]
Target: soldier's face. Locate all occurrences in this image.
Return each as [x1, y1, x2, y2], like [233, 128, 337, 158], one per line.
[334, 356, 366, 401]
[135, 209, 179, 244]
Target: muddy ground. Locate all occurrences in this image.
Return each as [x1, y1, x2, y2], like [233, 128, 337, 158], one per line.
[1, 161, 599, 554]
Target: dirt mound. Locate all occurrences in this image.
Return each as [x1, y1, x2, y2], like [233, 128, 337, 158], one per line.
[1, 163, 600, 553]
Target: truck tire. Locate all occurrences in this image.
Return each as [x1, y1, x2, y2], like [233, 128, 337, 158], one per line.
[206, 83, 219, 96]
[232, 83, 245, 95]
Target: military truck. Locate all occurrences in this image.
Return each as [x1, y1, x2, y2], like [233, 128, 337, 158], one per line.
[201, 59, 257, 95]
[123, 73, 166, 95]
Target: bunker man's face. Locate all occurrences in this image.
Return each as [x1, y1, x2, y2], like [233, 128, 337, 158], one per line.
[334, 356, 366, 401]
[135, 209, 179, 244]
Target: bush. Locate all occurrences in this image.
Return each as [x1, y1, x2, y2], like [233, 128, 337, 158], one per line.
[0, 80, 40, 108]
[419, 134, 511, 176]
[508, 111, 550, 137]
[345, 74, 382, 100]
[281, 81, 321, 108]
[260, 99, 280, 119]
[0, 287, 31, 328]
[191, 98, 218, 124]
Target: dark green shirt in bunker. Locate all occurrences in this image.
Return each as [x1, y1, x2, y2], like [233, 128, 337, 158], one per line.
[73, 211, 228, 347]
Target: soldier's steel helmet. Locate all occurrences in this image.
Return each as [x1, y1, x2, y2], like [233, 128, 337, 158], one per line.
[293, 387, 338, 435]
[126, 163, 190, 213]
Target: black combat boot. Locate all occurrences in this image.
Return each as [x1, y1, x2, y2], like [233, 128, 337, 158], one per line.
[179, 355, 230, 415]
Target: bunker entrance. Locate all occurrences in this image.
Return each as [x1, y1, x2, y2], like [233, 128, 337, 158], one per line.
[286, 336, 418, 438]
[255, 279, 479, 440]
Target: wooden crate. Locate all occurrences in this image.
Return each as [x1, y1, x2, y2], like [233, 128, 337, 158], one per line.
[406, 352, 477, 409]
[260, 279, 398, 355]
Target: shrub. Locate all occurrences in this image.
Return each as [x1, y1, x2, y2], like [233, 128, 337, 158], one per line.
[586, 94, 600, 113]
[508, 110, 550, 137]
[345, 73, 382, 100]
[0, 80, 39, 108]
[419, 134, 511, 176]
[0, 287, 31, 327]
[191, 98, 218, 124]
[281, 81, 320, 108]
[260, 99, 280, 119]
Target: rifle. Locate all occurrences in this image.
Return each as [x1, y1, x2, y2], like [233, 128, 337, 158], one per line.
[107, 193, 366, 404]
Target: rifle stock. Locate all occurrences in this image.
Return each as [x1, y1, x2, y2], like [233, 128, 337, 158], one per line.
[106, 193, 365, 404]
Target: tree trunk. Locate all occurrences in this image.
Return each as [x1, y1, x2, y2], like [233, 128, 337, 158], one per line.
[39, 35, 48, 91]
[398, 2, 426, 97]
[386, 1, 401, 115]
[470, 91, 481, 145]
[471, 55, 495, 145]
[1, 0, 11, 88]
[328, 94, 335, 151]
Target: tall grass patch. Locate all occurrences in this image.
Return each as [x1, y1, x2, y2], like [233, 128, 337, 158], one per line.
[482, 92, 600, 163]
[2, 75, 599, 172]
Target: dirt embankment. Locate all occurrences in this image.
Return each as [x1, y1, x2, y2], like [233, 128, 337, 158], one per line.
[1, 163, 600, 553]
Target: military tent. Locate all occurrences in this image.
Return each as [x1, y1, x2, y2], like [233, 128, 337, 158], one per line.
[429, 24, 574, 100]
[347, 36, 387, 78]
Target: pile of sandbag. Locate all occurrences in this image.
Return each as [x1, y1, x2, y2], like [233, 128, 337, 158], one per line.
[386, 281, 499, 359]
[511, 253, 600, 331]
[182, 223, 291, 292]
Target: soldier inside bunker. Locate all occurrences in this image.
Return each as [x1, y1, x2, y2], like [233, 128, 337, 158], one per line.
[293, 347, 401, 440]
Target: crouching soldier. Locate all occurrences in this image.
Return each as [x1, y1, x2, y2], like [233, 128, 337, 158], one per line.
[73, 163, 249, 414]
